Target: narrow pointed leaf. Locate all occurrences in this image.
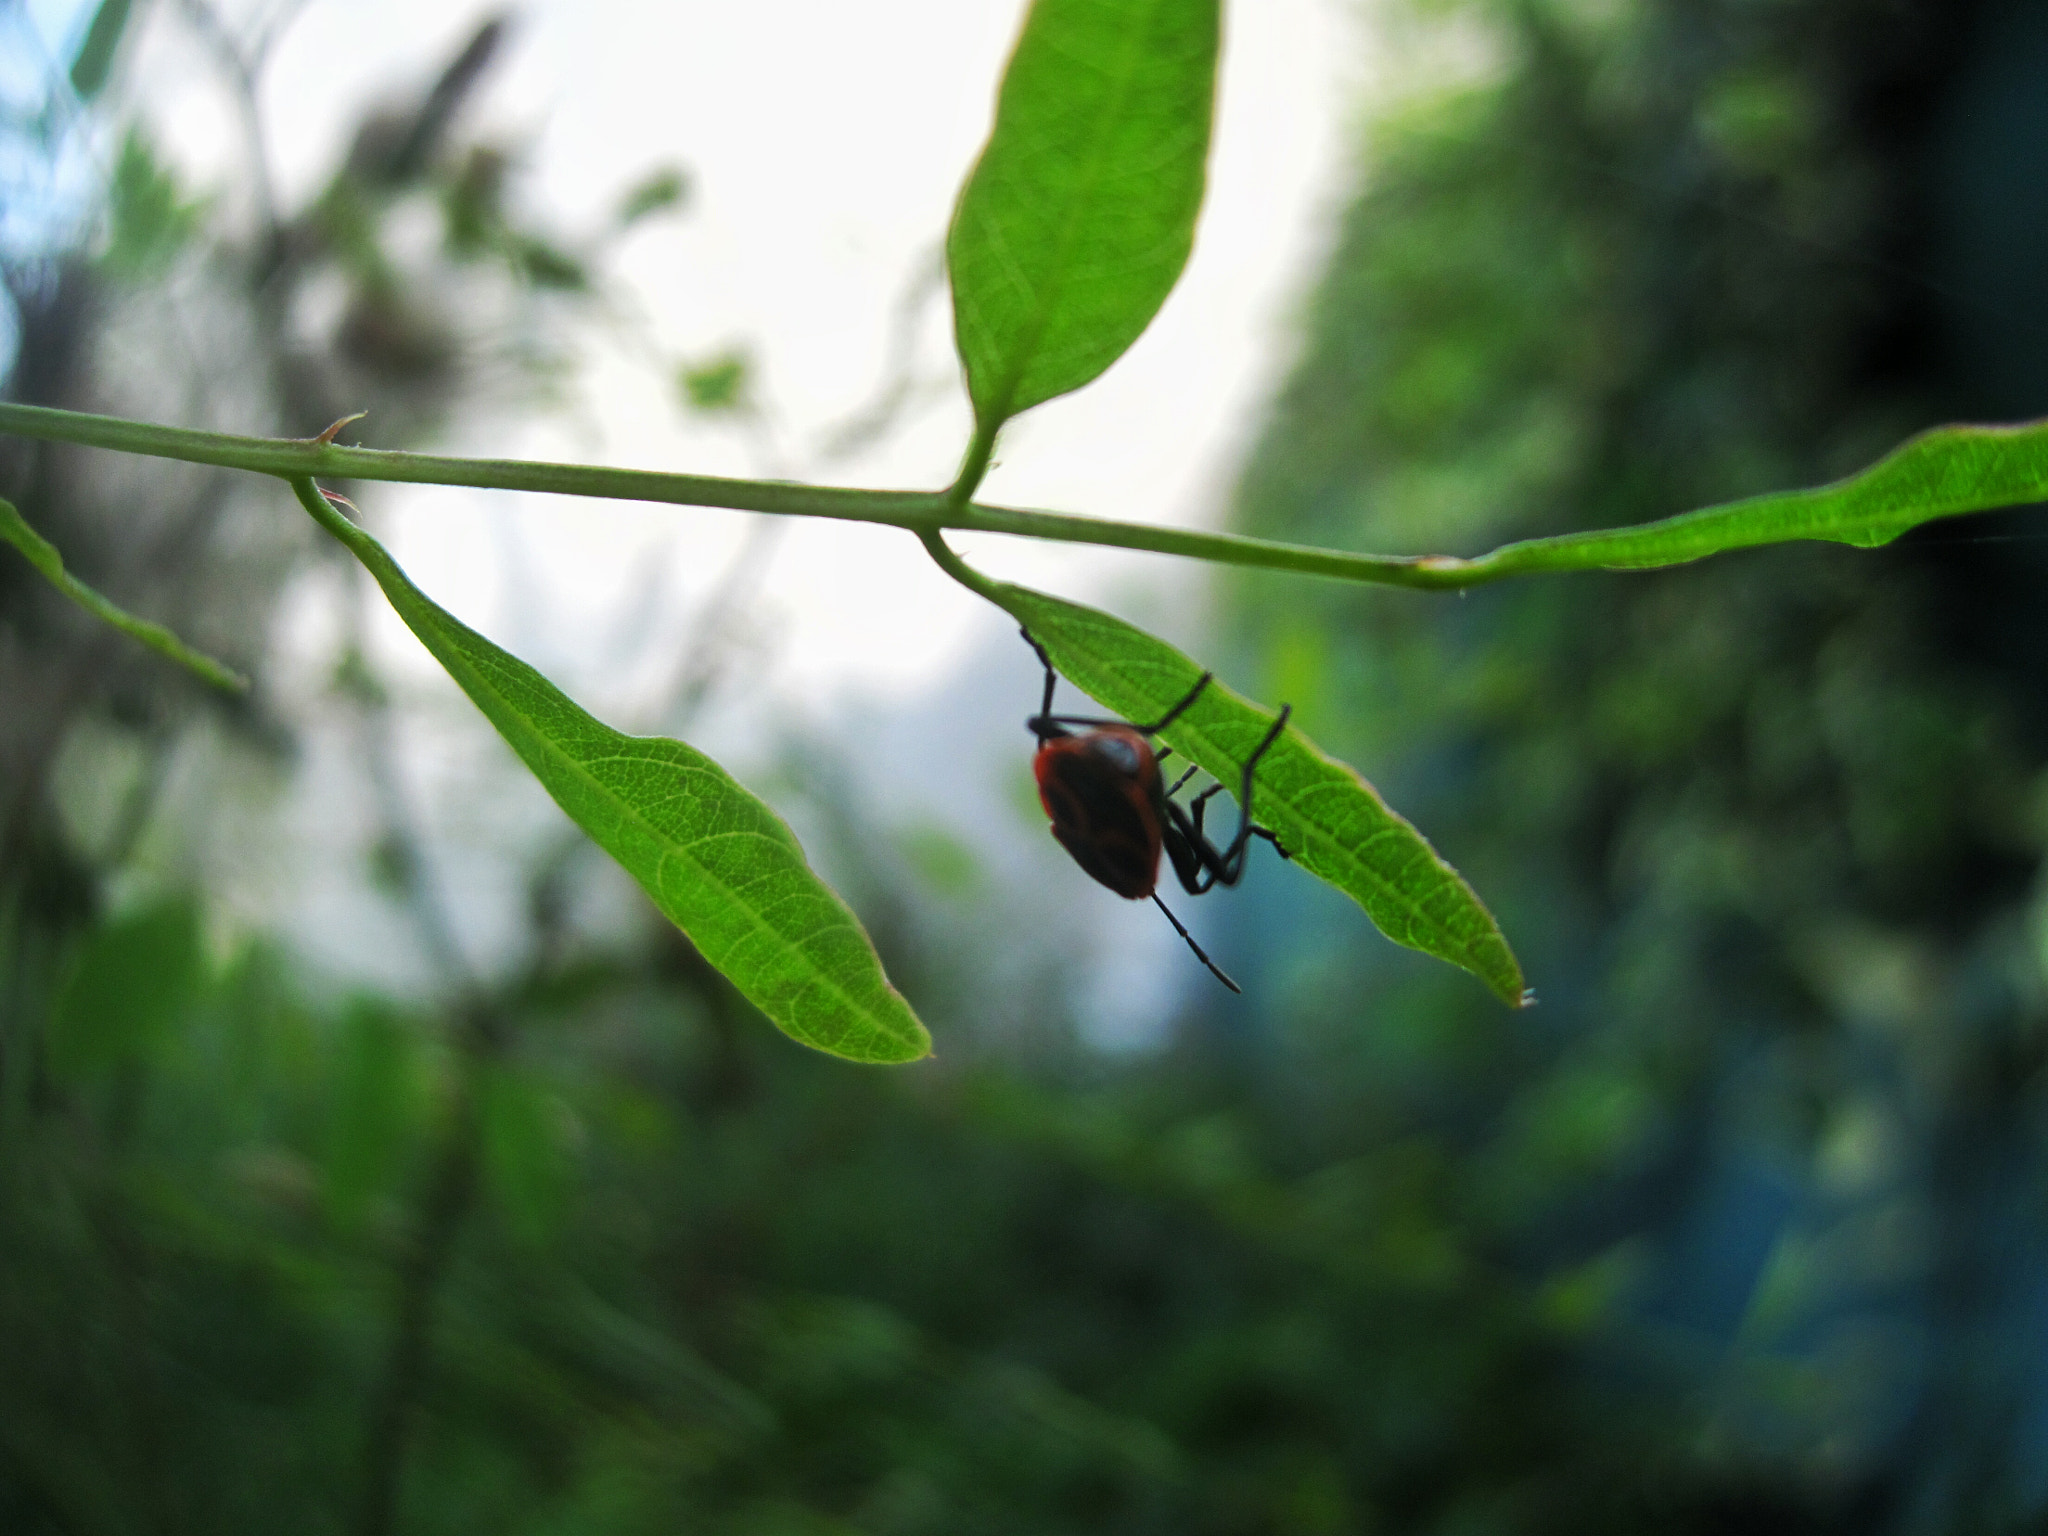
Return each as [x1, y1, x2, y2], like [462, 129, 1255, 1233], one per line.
[0, 496, 247, 692]
[1001, 583, 1528, 1008]
[68, 0, 133, 100]
[948, 0, 1219, 431]
[292, 481, 928, 1064]
[1459, 419, 2048, 580]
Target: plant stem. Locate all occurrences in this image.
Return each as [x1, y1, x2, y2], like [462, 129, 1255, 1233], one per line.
[947, 418, 1000, 507]
[0, 402, 1454, 587]
[919, 528, 1004, 603]
[0, 497, 248, 692]
[15, 402, 2045, 594]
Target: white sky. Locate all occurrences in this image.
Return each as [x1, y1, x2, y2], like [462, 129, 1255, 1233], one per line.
[119, 0, 1364, 712]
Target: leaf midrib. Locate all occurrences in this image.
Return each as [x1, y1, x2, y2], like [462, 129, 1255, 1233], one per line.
[1158, 715, 1489, 954]
[351, 519, 911, 1058]
[976, 0, 1171, 428]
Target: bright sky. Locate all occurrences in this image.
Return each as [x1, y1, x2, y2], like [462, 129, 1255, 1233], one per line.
[120, 0, 1363, 713]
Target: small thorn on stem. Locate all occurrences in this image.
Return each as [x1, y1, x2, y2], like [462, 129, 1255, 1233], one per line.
[313, 411, 369, 446]
[321, 488, 363, 517]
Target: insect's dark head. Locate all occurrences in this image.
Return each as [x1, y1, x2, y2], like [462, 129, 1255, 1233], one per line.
[1027, 715, 1072, 744]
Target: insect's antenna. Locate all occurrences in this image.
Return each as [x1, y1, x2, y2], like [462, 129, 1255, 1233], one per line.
[1152, 894, 1241, 994]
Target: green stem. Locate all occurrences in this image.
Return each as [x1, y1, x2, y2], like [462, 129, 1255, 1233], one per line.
[947, 419, 1000, 508]
[0, 495, 249, 693]
[919, 527, 1005, 603]
[3, 402, 937, 522]
[14, 402, 2047, 594]
[0, 402, 1459, 587]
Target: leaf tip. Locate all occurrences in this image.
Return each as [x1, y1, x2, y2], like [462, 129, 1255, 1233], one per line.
[862, 1029, 934, 1067]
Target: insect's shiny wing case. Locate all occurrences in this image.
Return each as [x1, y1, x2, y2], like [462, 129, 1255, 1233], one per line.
[1033, 731, 1163, 899]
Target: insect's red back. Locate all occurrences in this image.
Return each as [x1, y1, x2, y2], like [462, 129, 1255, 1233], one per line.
[1032, 727, 1164, 899]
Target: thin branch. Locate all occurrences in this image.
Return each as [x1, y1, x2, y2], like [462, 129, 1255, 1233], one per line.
[10, 402, 2048, 595]
[0, 496, 248, 691]
[0, 402, 1458, 585]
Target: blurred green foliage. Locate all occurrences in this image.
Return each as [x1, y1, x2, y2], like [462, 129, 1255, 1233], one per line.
[2, 900, 1692, 1534]
[7, 0, 2048, 1532]
[680, 350, 755, 415]
[1226, 0, 2048, 1523]
[99, 131, 208, 280]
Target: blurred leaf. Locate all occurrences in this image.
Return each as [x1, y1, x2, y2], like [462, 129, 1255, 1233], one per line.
[367, 830, 421, 899]
[1001, 584, 1528, 1007]
[479, 1064, 575, 1243]
[294, 481, 930, 1064]
[0, 496, 246, 691]
[1696, 68, 1814, 173]
[947, 0, 1218, 430]
[514, 237, 587, 290]
[48, 898, 204, 1081]
[614, 166, 691, 228]
[1476, 420, 2048, 577]
[441, 146, 508, 256]
[99, 130, 207, 279]
[328, 642, 390, 706]
[67, 0, 132, 100]
[899, 824, 982, 896]
[679, 349, 752, 414]
[323, 999, 416, 1229]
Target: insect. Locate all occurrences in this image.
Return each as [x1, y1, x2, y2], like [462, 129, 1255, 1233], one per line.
[1023, 628, 1292, 993]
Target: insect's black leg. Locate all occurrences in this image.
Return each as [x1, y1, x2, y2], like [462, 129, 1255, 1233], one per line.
[1040, 712, 1153, 729]
[1022, 627, 1060, 740]
[1163, 799, 1228, 895]
[1166, 708, 1292, 889]
[1179, 798, 1289, 881]
[1152, 893, 1240, 993]
[1179, 783, 1228, 886]
[1164, 762, 1199, 795]
[1129, 672, 1212, 735]
[1249, 825, 1292, 861]
[1215, 706, 1291, 879]
[1031, 680, 1216, 737]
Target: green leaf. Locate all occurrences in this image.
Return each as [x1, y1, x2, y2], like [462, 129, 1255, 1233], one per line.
[948, 0, 1219, 433]
[679, 349, 753, 415]
[49, 898, 205, 1082]
[0, 497, 247, 692]
[1466, 420, 2048, 580]
[999, 583, 1528, 1008]
[613, 166, 691, 229]
[513, 237, 588, 291]
[479, 1064, 576, 1243]
[291, 480, 929, 1065]
[323, 999, 418, 1229]
[101, 130, 208, 280]
[68, 0, 133, 100]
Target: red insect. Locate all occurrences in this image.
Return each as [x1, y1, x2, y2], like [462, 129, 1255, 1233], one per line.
[1023, 629, 1291, 993]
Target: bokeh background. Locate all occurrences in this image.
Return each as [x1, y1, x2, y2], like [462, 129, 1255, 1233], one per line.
[7, 0, 2048, 1531]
